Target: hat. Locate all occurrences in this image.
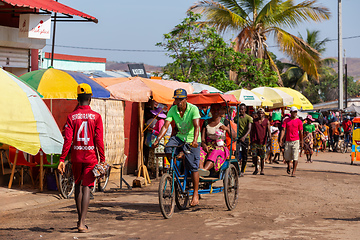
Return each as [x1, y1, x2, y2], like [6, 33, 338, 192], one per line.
[173, 88, 187, 99]
[150, 107, 167, 118]
[306, 115, 315, 122]
[257, 108, 265, 113]
[77, 83, 93, 95]
[290, 106, 298, 112]
[273, 120, 281, 124]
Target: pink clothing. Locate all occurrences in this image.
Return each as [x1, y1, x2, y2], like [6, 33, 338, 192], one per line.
[282, 117, 303, 142]
[153, 118, 165, 135]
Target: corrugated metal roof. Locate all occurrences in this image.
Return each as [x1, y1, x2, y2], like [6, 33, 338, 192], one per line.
[1, 0, 98, 23]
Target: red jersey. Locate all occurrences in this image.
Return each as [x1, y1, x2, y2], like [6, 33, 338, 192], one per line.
[59, 105, 105, 163]
[342, 120, 352, 132]
[282, 117, 303, 142]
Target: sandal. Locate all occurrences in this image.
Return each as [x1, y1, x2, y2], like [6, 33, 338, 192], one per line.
[78, 225, 89, 233]
[286, 167, 290, 175]
[253, 170, 258, 175]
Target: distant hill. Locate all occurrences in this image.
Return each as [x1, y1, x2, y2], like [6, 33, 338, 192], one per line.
[106, 61, 163, 72]
[281, 57, 360, 81]
[344, 58, 360, 81]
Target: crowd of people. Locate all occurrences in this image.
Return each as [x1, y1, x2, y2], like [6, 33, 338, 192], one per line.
[144, 88, 355, 204]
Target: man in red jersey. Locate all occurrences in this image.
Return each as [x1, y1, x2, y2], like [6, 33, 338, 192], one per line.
[58, 83, 105, 233]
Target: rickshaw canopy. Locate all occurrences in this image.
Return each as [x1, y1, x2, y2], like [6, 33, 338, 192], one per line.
[353, 117, 360, 123]
[187, 93, 240, 106]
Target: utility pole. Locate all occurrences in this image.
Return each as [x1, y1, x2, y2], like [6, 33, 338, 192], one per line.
[338, 0, 344, 109]
[50, 0, 58, 67]
[344, 49, 348, 108]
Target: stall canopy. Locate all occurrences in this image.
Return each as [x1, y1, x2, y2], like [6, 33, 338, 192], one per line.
[275, 87, 313, 110]
[0, 68, 63, 155]
[190, 82, 222, 94]
[187, 93, 239, 106]
[252, 87, 293, 108]
[1, 0, 98, 22]
[93, 77, 194, 94]
[20, 68, 110, 99]
[106, 77, 176, 104]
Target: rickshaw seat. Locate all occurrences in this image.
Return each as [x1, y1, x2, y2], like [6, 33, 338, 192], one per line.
[199, 176, 219, 182]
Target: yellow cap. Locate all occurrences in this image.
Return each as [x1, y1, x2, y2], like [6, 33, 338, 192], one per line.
[77, 83, 93, 95]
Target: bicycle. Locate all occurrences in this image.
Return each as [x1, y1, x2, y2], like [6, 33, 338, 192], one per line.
[340, 133, 352, 153]
[59, 161, 111, 198]
[158, 142, 239, 219]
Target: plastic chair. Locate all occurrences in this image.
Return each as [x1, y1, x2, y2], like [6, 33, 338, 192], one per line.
[36, 154, 61, 191]
[8, 147, 37, 189]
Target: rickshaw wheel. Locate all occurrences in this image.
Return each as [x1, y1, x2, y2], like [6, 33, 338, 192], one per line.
[175, 181, 189, 210]
[59, 161, 75, 199]
[224, 164, 239, 210]
[159, 173, 175, 219]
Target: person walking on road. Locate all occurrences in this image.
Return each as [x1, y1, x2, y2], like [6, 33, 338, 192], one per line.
[303, 115, 316, 163]
[250, 108, 271, 175]
[153, 88, 201, 207]
[234, 103, 253, 177]
[58, 84, 105, 233]
[280, 106, 303, 177]
[330, 117, 341, 152]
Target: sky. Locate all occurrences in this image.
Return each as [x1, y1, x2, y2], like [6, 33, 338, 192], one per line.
[43, 0, 360, 67]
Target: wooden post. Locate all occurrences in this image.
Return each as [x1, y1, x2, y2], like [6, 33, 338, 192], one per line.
[8, 150, 18, 189]
[137, 102, 151, 185]
[40, 151, 43, 192]
[20, 167, 24, 188]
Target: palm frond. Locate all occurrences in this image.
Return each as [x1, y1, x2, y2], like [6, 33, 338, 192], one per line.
[266, 50, 283, 86]
[273, 27, 321, 81]
[256, 0, 282, 25]
[189, 0, 248, 33]
[321, 57, 337, 66]
[264, 0, 330, 29]
[238, 0, 266, 17]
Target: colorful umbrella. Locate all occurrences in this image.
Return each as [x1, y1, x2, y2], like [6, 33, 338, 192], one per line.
[106, 77, 176, 104]
[0, 68, 64, 155]
[252, 87, 293, 108]
[19, 68, 110, 99]
[225, 89, 273, 107]
[274, 87, 313, 110]
[190, 82, 223, 94]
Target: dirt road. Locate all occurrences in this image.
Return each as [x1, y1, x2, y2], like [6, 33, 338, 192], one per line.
[1, 152, 360, 240]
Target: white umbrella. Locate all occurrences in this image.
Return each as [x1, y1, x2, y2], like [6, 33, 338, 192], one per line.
[190, 82, 222, 93]
[226, 89, 262, 106]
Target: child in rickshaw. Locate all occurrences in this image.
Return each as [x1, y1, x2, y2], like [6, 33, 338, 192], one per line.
[199, 104, 236, 176]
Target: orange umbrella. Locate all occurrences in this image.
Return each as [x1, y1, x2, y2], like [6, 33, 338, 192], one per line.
[106, 77, 175, 104]
[93, 77, 194, 104]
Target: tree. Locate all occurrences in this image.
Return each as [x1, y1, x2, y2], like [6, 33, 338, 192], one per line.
[156, 12, 278, 92]
[282, 29, 337, 88]
[189, 0, 331, 83]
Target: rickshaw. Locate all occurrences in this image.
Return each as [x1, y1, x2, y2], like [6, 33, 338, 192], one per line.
[158, 93, 241, 219]
[350, 117, 360, 165]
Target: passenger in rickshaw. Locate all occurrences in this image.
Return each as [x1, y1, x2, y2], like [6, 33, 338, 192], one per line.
[199, 103, 236, 176]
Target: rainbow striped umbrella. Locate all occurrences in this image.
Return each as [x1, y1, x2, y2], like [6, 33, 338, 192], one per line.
[0, 68, 63, 155]
[20, 68, 110, 99]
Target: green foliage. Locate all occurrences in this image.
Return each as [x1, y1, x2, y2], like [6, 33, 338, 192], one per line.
[237, 52, 279, 89]
[300, 66, 360, 104]
[157, 12, 278, 92]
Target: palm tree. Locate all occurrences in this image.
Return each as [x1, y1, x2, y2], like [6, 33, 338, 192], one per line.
[282, 29, 337, 88]
[189, 0, 331, 85]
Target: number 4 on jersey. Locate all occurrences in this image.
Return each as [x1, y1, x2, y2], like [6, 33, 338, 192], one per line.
[77, 121, 90, 145]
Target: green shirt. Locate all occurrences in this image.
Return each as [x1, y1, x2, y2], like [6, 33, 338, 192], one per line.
[166, 102, 201, 143]
[303, 123, 315, 133]
[235, 114, 253, 139]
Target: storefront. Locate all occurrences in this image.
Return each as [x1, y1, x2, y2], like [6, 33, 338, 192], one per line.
[0, 0, 97, 75]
